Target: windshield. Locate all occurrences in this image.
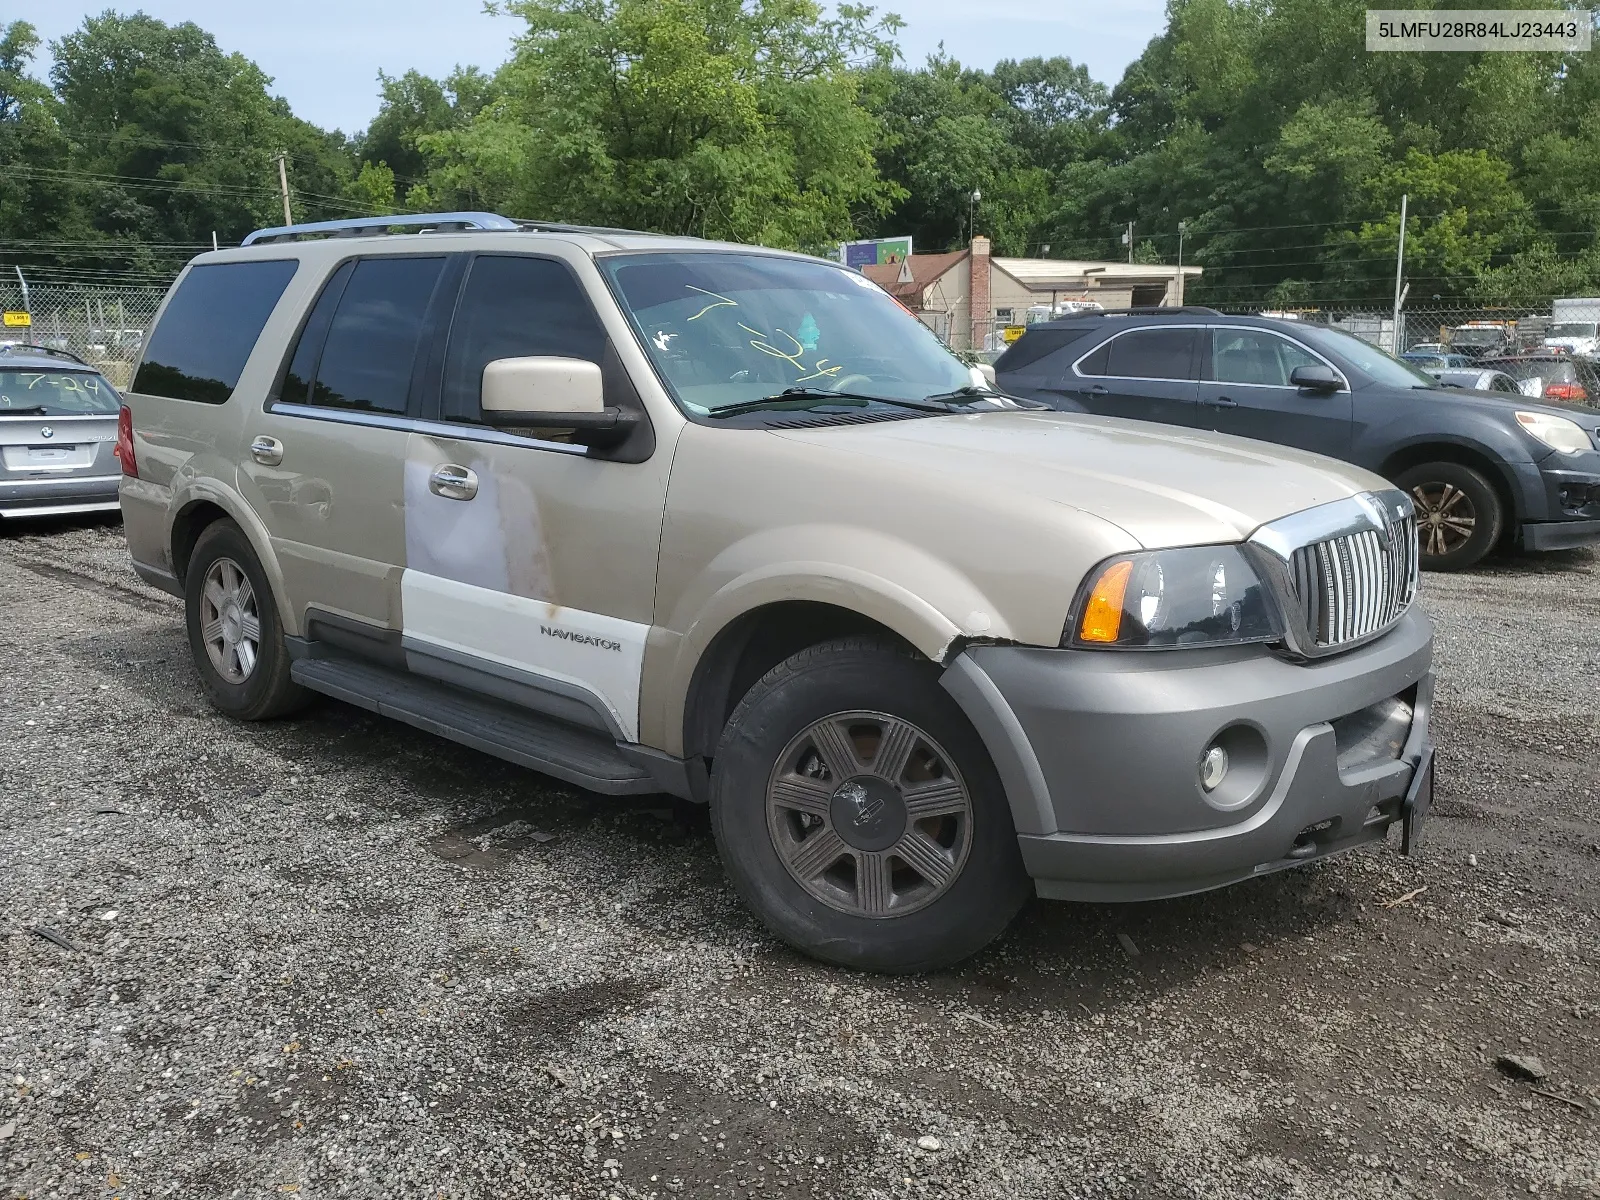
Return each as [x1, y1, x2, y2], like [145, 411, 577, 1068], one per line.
[1451, 327, 1506, 346]
[1549, 322, 1597, 339]
[598, 251, 973, 415]
[0, 369, 121, 415]
[1301, 327, 1437, 387]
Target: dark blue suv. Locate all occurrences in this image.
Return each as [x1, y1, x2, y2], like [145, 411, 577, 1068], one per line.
[995, 308, 1600, 569]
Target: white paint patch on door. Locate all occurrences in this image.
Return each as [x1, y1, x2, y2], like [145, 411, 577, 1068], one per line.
[400, 569, 647, 742]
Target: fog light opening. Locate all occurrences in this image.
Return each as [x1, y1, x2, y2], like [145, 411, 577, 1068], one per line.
[1199, 744, 1230, 792]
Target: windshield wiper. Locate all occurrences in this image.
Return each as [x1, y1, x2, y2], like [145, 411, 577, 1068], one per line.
[706, 387, 953, 419]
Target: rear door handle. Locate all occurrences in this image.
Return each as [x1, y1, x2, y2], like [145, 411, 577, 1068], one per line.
[429, 464, 478, 501]
[1201, 396, 1238, 409]
[1085, 384, 1109, 396]
[250, 435, 284, 466]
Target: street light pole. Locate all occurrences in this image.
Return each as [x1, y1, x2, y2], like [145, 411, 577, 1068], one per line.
[969, 189, 981, 243]
[275, 151, 292, 226]
[1391, 192, 1408, 353]
[1176, 220, 1188, 306]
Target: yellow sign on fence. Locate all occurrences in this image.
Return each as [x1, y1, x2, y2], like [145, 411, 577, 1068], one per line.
[2, 311, 30, 328]
[1002, 324, 1026, 343]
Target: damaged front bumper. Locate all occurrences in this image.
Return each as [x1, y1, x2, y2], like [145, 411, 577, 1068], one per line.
[942, 606, 1435, 902]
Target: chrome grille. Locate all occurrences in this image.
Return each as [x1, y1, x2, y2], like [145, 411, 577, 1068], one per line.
[1288, 511, 1418, 649]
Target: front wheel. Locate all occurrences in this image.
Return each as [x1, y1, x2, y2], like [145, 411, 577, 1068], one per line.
[710, 637, 1029, 972]
[1394, 462, 1503, 571]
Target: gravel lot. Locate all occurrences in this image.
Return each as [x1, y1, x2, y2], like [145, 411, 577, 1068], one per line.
[2, 517, 1597, 1200]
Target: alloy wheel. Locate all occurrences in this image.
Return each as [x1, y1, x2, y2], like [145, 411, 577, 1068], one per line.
[1410, 482, 1477, 558]
[199, 556, 261, 683]
[765, 711, 973, 918]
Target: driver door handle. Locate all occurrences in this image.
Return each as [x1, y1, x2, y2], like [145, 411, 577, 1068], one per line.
[1202, 395, 1238, 409]
[1085, 383, 1109, 396]
[429, 464, 478, 501]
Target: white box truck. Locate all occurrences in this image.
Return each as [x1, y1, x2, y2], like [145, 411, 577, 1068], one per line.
[1547, 298, 1600, 356]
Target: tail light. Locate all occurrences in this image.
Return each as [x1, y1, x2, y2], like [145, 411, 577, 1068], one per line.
[1545, 382, 1587, 402]
[114, 404, 139, 478]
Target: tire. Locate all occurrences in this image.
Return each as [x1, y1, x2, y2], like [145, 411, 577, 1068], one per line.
[1394, 462, 1503, 571]
[709, 637, 1029, 972]
[184, 520, 308, 720]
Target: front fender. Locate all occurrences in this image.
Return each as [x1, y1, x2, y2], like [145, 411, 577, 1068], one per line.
[645, 525, 1021, 756]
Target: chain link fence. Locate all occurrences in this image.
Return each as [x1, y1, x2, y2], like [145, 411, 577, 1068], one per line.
[0, 282, 170, 389]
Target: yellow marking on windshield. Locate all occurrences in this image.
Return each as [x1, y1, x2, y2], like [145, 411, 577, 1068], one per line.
[682, 287, 852, 386]
[684, 285, 738, 321]
[794, 359, 842, 383]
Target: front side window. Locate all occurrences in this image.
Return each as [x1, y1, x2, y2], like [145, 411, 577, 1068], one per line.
[1300, 326, 1434, 388]
[598, 251, 971, 416]
[1209, 329, 1322, 387]
[0, 369, 121, 415]
[1079, 327, 1197, 381]
[307, 257, 445, 414]
[133, 259, 298, 403]
[442, 255, 608, 422]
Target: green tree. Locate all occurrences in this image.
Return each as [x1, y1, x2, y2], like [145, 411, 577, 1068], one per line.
[422, 0, 902, 249]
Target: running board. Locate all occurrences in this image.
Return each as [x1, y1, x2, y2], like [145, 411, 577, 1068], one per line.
[289, 657, 658, 795]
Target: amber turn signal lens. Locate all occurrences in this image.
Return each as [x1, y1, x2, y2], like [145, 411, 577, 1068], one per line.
[1079, 558, 1133, 643]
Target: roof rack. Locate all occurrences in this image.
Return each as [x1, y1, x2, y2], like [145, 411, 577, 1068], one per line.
[1108, 306, 1223, 317]
[241, 211, 521, 246]
[0, 342, 90, 366]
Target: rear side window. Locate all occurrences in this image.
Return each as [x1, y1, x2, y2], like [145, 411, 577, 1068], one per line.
[307, 257, 445, 414]
[279, 261, 354, 406]
[133, 260, 298, 403]
[441, 255, 608, 422]
[993, 326, 1096, 374]
[1087, 328, 1197, 380]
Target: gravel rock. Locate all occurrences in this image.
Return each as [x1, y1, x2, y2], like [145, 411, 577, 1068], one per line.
[2, 520, 1597, 1200]
[1496, 1055, 1549, 1082]
[918, 1135, 943, 1152]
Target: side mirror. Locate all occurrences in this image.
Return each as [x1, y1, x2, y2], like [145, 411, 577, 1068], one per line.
[1289, 363, 1340, 393]
[482, 356, 605, 420]
[971, 362, 997, 388]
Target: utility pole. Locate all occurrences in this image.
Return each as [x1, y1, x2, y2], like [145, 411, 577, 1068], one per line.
[1176, 220, 1188, 306]
[13, 266, 28, 315]
[1391, 192, 1408, 354]
[274, 152, 292, 226]
[1122, 221, 1134, 263]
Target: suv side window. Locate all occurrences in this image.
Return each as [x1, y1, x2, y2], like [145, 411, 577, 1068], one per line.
[133, 260, 298, 403]
[279, 261, 354, 406]
[1208, 329, 1321, 387]
[1082, 327, 1197, 380]
[994, 326, 1096, 375]
[304, 256, 446, 414]
[441, 255, 609, 423]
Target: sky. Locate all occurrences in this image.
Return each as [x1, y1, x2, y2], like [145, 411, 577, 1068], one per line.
[20, 0, 1168, 136]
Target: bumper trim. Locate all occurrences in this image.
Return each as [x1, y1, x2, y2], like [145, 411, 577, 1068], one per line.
[1519, 518, 1600, 551]
[0, 499, 121, 518]
[940, 653, 1054, 836]
[131, 560, 184, 599]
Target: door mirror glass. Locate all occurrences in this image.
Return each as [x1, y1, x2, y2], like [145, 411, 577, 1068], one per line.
[1289, 363, 1340, 392]
[481, 356, 606, 419]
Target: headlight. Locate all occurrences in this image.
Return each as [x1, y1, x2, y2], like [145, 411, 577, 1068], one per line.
[1516, 410, 1592, 455]
[1068, 546, 1279, 649]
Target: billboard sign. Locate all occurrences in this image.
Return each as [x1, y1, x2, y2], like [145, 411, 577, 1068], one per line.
[840, 236, 912, 271]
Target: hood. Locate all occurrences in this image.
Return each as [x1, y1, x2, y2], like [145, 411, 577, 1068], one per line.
[772, 409, 1387, 549]
[1424, 384, 1600, 425]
